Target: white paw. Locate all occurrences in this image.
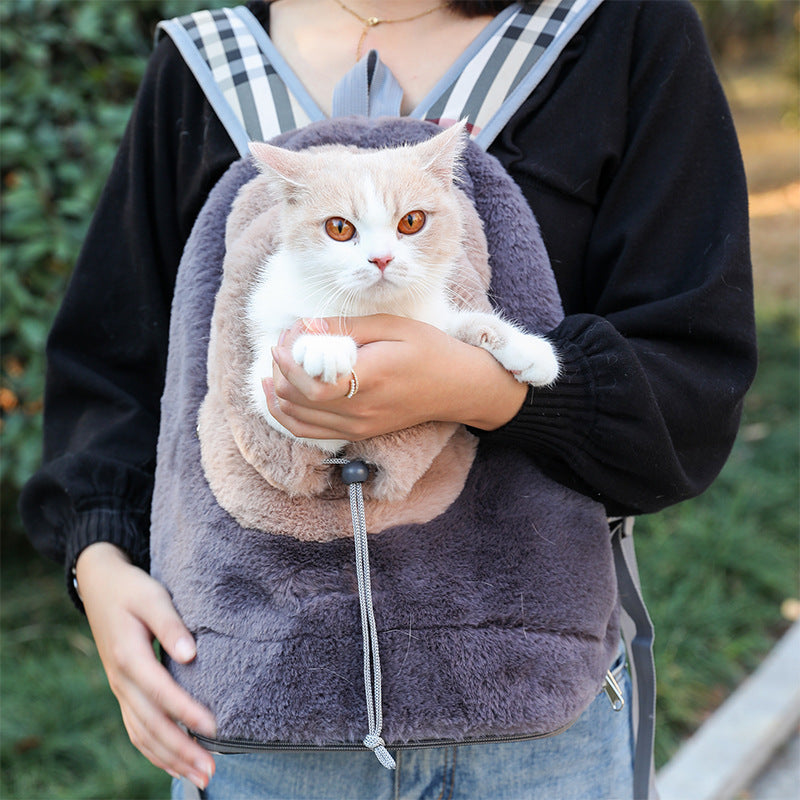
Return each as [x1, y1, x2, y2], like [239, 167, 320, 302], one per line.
[496, 330, 559, 386]
[292, 334, 357, 383]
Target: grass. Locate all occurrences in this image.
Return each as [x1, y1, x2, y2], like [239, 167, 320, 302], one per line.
[1, 45, 798, 800]
[0, 557, 169, 799]
[636, 309, 799, 766]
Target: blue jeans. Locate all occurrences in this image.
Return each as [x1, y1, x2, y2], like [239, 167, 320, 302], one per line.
[173, 653, 633, 800]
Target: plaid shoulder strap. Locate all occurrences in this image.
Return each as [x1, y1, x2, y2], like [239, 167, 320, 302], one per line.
[157, 6, 325, 155]
[416, 0, 602, 148]
[157, 0, 601, 154]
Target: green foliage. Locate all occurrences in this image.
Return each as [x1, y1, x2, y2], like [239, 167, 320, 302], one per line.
[0, 553, 167, 798]
[0, 0, 227, 542]
[692, 0, 799, 59]
[635, 309, 800, 766]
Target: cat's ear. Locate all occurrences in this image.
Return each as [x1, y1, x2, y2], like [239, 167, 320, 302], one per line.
[249, 142, 309, 199]
[414, 119, 469, 185]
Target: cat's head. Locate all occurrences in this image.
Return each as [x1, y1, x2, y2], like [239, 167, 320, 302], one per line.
[249, 122, 469, 316]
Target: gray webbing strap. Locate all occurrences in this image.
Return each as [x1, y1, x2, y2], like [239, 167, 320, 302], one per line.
[611, 517, 659, 800]
[416, 0, 604, 148]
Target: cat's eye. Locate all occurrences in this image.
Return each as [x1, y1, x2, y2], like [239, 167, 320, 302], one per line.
[397, 210, 426, 235]
[325, 217, 356, 242]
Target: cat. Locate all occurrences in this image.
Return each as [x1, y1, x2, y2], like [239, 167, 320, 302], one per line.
[245, 122, 559, 453]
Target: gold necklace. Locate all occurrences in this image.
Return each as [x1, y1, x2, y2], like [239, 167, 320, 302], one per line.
[333, 0, 447, 60]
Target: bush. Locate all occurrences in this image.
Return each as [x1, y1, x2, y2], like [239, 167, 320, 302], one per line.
[0, 0, 226, 545]
[0, 0, 792, 545]
[693, 0, 798, 59]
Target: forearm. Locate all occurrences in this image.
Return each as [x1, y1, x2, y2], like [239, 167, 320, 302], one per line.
[482, 1, 756, 515]
[442, 338, 530, 431]
[19, 33, 241, 600]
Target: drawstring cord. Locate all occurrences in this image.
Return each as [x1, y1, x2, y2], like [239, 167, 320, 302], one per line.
[324, 458, 396, 770]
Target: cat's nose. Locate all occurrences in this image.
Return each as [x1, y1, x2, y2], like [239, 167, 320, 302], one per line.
[369, 255, 394, 273]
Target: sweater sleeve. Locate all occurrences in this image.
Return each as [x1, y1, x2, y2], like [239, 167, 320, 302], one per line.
[18, 36, 239, 603]
[483, 1, 756, 516]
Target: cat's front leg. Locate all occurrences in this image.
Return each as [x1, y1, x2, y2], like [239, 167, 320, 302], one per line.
[449, 312, 559, 386]
[292, 334, 358, 384]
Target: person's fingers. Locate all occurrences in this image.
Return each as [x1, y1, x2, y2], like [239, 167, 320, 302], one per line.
[118, 680, 215, 788]
[264, 315, 450, 439]
[76, 544, 217, 786]
[99, 603, 216, 782]
[277, 317, 333, 351]
[270, 315, 422, 406]
[311, 313, 422, 345]
[271, 345, 353, 403]
[115, 627, 216, 737]
[124, 574, 196, 665]
[99, 567, 217, 733]
[264, 376, 362, 439]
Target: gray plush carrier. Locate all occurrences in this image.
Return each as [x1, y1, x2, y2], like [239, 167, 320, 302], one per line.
[152, 110, 619, 743]
[153, 4, 657, 798]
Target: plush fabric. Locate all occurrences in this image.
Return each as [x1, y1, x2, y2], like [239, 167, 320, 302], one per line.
[197, 166, 490, 536]
[150, 116, 618, 748]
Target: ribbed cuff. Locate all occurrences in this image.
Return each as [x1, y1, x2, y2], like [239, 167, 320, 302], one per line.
[65, 508, 150, 612]
[473, 338, 597, 454]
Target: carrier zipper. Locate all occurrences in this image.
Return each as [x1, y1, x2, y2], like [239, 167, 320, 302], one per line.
[190, 720, 576, 756]
[191, 665, 624, 755]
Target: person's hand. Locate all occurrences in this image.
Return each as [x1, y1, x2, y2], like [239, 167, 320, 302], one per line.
[265, 314, 529, 442]
[75, 542, 217, 790]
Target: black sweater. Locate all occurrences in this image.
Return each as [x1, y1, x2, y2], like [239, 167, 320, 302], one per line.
[20, 0, 756, 590]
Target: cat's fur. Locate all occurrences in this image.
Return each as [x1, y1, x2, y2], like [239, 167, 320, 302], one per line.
[246, 122, 559, 452]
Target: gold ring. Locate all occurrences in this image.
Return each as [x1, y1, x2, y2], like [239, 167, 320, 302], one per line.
[346, 370, 359, 399]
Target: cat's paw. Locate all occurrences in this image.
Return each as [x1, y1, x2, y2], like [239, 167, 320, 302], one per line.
[292, 334, 357, 384]
[492, 328, 559, 386]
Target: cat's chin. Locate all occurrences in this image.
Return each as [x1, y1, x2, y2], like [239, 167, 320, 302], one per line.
[345, 288, 425, 318]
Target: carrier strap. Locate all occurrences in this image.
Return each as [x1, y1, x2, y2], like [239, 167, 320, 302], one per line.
[157, 0, 602, 153]
[157, 6, 323, 155]
[611, 517, 659, 800]
[158, 3, 658, 796]
[417, 0, 602, 148]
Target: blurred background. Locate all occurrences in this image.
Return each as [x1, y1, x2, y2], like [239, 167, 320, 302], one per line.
[1, 1, 798, 797]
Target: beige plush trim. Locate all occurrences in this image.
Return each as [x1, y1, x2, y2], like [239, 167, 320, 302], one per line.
[200, 387, 478, 539]
[198, 155, 492, 540]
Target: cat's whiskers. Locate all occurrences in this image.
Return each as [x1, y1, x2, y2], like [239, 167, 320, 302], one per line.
[444, 272, 490, 309]
[296, 273, 360, 314]
[312, 285, 357, 318]
[444, 284, 472, 309]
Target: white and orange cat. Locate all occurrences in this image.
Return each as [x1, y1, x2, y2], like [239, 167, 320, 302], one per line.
[246, 122, 559, 452]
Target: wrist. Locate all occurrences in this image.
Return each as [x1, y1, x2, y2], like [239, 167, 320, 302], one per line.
[64, 508, 150, 610]
[447, 342, 529, 430]
[74, 542, 132, 601]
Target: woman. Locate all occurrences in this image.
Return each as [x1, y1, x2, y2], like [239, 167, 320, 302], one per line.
[20, 1, 755, 797]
